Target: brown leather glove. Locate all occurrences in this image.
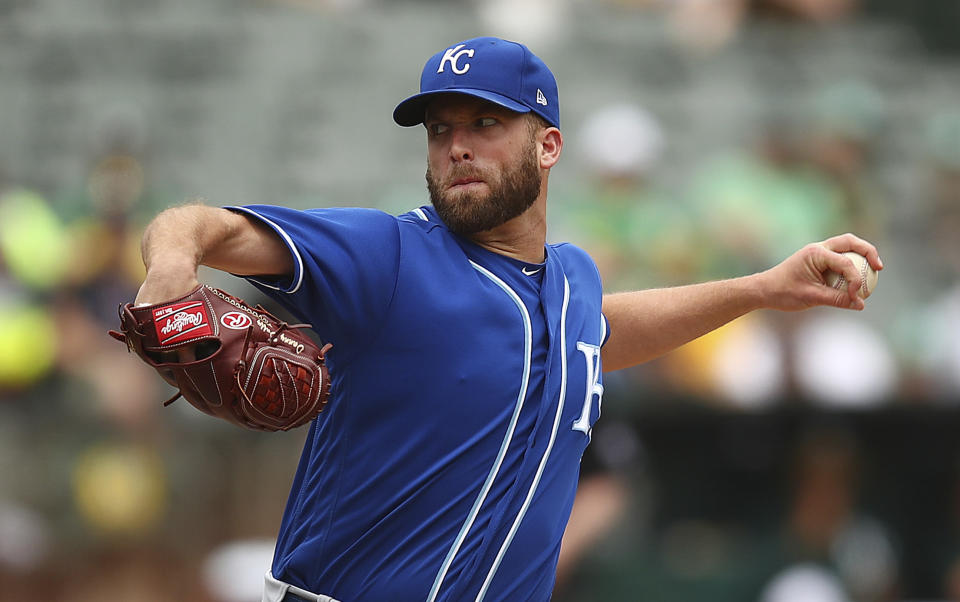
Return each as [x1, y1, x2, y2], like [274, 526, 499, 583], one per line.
[110, 284, 331, 431]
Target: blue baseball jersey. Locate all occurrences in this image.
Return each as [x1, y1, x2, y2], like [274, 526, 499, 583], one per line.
[228, 204, 609, 601]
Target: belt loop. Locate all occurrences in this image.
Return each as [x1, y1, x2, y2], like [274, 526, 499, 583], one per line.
[263, 571, 341, 602]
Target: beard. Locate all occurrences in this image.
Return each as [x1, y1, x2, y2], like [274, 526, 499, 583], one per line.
[426, 146, 542, 237]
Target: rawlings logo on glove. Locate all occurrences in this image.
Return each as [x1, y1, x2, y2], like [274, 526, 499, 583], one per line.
[154, 301, 212, 343]
[109, 285, 332, 431]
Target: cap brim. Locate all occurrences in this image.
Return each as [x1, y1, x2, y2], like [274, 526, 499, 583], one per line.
[393, 89, 531, 127]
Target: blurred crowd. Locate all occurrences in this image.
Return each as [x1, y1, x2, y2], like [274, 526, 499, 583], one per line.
[551, 84, 960, 412]
[549, 81, 960, 601]
[545, 4, 960, 594]
[0, 100, 313, 599]
[1, 0, 959, 600]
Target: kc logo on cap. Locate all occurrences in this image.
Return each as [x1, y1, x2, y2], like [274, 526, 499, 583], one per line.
[438, 44, 475, 75]
[393, 36, 560, 129]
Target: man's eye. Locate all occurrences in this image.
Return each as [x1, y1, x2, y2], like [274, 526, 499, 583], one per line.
[477, 117, 496, 127]
[430, 123, 449, 135]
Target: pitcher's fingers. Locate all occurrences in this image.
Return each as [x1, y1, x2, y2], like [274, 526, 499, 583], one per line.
[806, 278, 865, 310]
[820, 233, 883, 271]
[819, 249, 865, 303]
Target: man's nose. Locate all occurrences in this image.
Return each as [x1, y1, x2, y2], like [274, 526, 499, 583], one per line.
[449, 127, 474, 162]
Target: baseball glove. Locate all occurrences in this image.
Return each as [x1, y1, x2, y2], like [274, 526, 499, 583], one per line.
[109, 284, 332, 431]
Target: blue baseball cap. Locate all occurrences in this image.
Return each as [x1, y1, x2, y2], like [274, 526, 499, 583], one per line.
[393, 37, 560, 129]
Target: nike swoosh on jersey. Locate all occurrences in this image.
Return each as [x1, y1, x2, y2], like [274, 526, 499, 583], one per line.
[521, 267, 542, 276]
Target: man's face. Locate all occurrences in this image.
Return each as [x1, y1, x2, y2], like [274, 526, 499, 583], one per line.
[424, 95, 543, 236]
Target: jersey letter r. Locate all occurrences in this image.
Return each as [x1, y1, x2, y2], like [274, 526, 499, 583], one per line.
[572, 342, 603, 437]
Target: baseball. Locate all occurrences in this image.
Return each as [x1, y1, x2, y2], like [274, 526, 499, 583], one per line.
[824, 252, 879, 299]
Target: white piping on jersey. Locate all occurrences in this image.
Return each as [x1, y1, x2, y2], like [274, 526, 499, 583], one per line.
[226, 206, 305, 294]
[427, 260, 534, 602]
[413, 207, 429, 221]
[475, 276, 571, 601]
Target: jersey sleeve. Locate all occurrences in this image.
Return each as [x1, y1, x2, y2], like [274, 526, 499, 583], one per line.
[226, 204, 401, 360]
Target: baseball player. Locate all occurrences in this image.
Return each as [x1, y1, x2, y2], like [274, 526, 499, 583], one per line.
[133, 37, 882, 602]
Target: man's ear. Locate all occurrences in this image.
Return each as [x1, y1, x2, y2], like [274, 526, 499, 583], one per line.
[539, 128, 563, 169]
